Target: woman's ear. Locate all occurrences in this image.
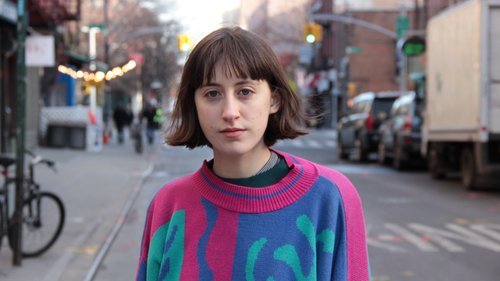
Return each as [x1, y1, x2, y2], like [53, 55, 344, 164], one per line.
[270, 92, 281, 114]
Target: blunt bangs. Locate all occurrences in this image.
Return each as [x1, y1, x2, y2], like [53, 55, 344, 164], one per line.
[192, 29, 278, 89]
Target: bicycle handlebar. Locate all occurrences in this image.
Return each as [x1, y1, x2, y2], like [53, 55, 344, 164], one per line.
[25, 149, 58, 172]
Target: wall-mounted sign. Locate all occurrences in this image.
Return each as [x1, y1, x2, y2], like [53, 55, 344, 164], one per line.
[26, 36, 55, 67]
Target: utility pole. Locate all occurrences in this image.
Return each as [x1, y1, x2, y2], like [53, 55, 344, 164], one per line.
[104, 0, 111, 132]
[13, 0, 27, 266]
[89, 27, 99, 113]
[398, 5, 409, 95]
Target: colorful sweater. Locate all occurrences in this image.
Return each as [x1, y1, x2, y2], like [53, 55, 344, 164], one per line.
[136, 151, 369, 281]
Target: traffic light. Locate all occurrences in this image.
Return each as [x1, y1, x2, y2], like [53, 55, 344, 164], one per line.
[303, 22, 323, 44]
[177, 33, 192, 52]
[400, 36, 426, 56]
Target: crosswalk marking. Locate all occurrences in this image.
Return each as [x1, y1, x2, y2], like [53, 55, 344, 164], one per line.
[274, 139, 336, 149]
[308, 140, 322, 148]
[290, 139, 303, 147]
[325, 140, 336, 147]
[326, 164, 396, 175]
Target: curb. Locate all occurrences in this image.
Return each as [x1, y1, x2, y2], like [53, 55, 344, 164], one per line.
[82, 163, 154, 281]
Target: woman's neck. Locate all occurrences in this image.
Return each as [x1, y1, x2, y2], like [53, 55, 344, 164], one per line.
[212, 146, 271, 179]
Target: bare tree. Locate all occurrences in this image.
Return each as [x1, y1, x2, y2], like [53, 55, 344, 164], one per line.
[79, 0, 181, 107]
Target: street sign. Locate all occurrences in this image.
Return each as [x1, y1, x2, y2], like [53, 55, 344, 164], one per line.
[88, 23, 106, 29]
[346, 46, 362, 54]
[396, 15, 410, 38]
[299, 44, 314, 65]
[26, 36, 55, 67]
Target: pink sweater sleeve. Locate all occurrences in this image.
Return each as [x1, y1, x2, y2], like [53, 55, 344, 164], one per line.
[321, 167, 370, 281]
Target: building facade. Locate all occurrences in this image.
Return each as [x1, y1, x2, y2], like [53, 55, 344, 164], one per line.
[0, 0, 81, 152]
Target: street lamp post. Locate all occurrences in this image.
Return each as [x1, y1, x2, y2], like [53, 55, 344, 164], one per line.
[81, 25, 101, 113]
[88, 27, 99, 113]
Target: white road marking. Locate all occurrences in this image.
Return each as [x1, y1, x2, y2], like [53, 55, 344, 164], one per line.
[325, 140, 336, 147]
[470, 224, 500, 241]
[385, 223, 438, 252]
[368, 223, 500, 253]
[367, 237, 406, 253]
[326, 164, 396, 175]
[308, 140, 322, 148]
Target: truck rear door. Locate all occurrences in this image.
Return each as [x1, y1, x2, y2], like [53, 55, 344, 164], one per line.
[489, 4, 500, 133]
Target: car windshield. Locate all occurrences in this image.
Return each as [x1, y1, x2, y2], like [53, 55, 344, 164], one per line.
[373, 98, 396, 117]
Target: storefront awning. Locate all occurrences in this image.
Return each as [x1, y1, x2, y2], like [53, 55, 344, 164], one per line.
[64, 49, 108, 71]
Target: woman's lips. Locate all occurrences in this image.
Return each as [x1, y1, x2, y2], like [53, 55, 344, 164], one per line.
[221, 128, 245, 138]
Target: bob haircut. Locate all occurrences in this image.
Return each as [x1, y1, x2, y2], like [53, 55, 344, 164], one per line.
[166, 26, 308, 148]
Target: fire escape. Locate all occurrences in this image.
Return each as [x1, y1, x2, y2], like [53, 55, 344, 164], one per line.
[28, 0, 81, 25]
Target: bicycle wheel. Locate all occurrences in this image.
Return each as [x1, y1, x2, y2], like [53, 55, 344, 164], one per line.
[8, 191, 65, 258]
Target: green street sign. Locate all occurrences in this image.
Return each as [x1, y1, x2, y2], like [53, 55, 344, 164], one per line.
[88, 23, 106, 29]
[396, 15, 410, 38]
[346, 46, 362, 54]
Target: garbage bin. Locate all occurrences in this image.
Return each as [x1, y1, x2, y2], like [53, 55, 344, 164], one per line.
[47, 125, 68, 147]
[69, 126, 86, 149]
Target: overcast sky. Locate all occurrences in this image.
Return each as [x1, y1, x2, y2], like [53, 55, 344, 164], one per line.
[162, 0, 239, 43]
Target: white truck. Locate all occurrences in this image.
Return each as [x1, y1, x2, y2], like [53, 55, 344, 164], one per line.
[423, 0, 500, 189]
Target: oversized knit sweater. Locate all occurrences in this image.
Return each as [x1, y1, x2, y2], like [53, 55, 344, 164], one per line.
[136, 151, 369, 281]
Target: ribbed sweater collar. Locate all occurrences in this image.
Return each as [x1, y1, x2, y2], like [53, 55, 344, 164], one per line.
[191, 150, 319, 213]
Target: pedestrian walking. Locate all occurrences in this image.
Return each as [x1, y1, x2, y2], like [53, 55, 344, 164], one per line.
[112, 105, 133, 144]
[140, 100, 161, 144]
[136, 27, 369, 281]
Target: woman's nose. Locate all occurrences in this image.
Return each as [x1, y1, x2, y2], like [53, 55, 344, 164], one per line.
[222, 97, 240, 122]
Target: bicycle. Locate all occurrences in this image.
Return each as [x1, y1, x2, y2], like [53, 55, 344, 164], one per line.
[0, 150, 65, 258]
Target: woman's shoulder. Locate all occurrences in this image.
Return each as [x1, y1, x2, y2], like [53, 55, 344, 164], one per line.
[152, 171, 197, 202]
[275, 150, 360, 199]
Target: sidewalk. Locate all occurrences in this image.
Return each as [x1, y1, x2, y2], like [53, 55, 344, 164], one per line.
[0, 136, 158, 281]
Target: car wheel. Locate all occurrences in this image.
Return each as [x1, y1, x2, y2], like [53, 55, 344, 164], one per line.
[354, 138, 367, 162]
[393, 142, 406, 170]
[337, 139, 348, 160]
[378, 142, 388, 165]
[461, 147, 480, 190]
[428, 144, 446, 179]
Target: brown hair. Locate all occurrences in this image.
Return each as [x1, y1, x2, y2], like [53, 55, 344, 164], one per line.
[166, 27, 308, 148]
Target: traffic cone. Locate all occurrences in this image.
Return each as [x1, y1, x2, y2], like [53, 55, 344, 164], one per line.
[103, 130, 110, 144]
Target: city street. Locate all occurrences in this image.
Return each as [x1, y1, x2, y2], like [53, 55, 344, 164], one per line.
[93, 129, 500, 281]
[1, 0, 498, 280]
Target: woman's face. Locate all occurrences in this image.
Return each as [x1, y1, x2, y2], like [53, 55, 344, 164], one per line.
[194, 62, 280, 159]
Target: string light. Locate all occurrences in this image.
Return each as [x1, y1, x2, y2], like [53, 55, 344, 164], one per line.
[57, 60, 137, 83]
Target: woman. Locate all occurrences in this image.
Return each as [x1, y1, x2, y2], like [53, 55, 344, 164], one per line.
[136, 27, 369, 281]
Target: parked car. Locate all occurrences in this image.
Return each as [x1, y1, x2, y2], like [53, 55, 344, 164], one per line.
[377, 91, 424, 169]
[337, 91, 401, 161]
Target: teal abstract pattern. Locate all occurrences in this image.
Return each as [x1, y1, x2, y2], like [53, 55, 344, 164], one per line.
[148, 210, 186, 281]
[246, 214, 335, 281]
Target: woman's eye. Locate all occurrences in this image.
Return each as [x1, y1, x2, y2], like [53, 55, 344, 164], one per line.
[239, 89, 254, 96]
[205, 91, 220, 98]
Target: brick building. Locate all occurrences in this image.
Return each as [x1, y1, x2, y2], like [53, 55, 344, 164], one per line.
[346, 9, 412, 94]
[319, 0, 467, 99]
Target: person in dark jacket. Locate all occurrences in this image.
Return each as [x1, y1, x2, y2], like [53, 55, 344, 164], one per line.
[140, 101, 161, 144]
[113, 105, 133, 144]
